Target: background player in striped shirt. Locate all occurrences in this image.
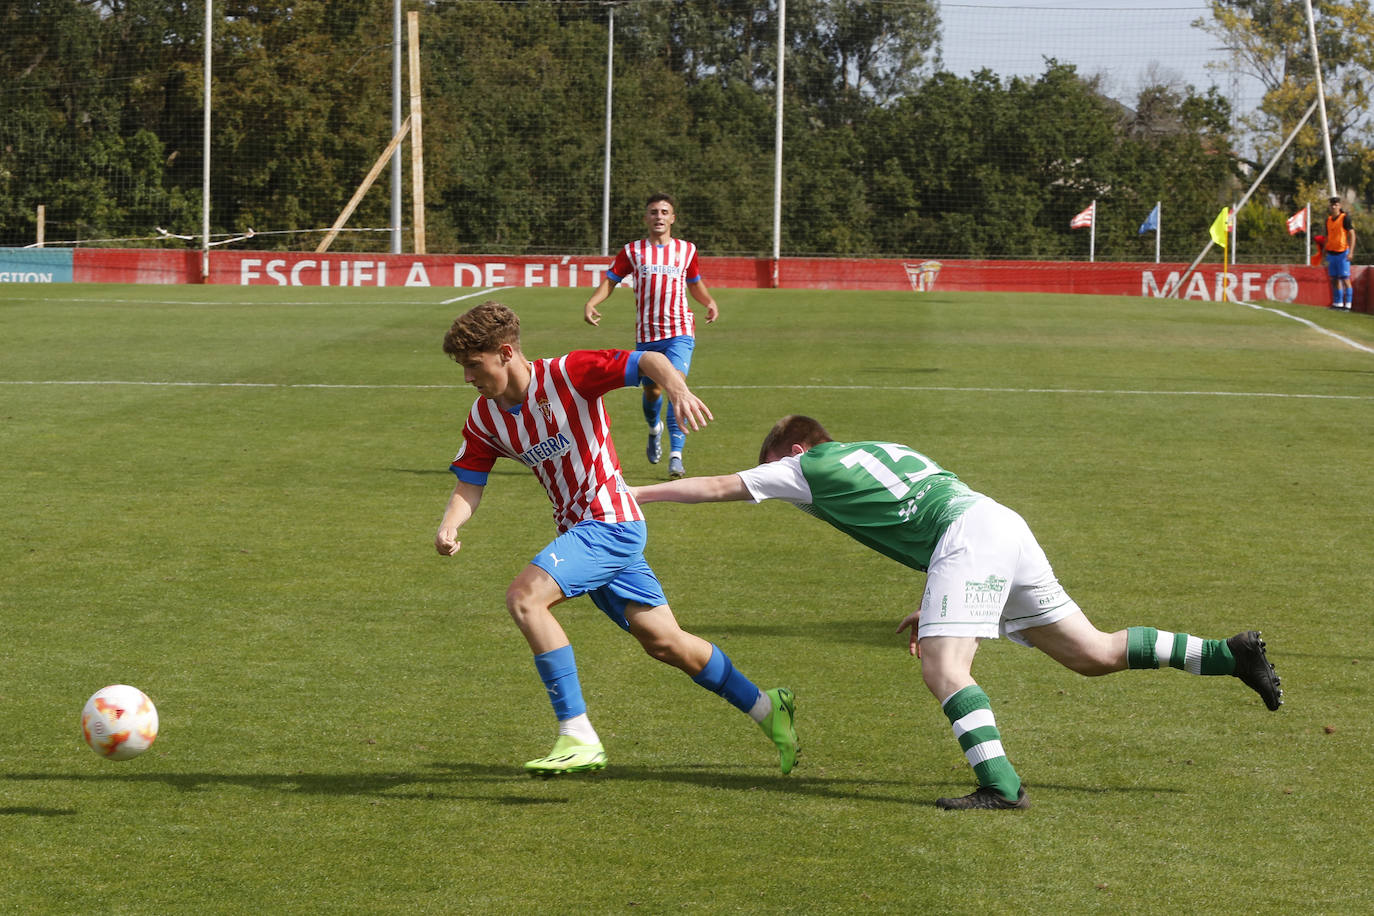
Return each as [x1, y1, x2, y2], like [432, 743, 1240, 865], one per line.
[435, 302, 797, 777]
[632, 415, 1282, 810]
[583, 193, 719, 479]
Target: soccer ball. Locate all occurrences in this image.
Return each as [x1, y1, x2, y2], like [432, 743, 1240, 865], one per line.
[81, 684, 159, 760]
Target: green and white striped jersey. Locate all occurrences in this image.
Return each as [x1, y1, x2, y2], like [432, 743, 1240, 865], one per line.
[736, 440, 983, 572]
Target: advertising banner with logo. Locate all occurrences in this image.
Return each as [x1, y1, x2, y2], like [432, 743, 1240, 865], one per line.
[62, 248, 1357, 310]
[0, 247, 75, 283]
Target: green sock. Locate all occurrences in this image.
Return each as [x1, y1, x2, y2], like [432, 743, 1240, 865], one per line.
[942, 685, 1020, 801]
[1126, 626, 1234, 675]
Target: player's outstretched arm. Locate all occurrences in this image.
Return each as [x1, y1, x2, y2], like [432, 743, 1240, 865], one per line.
[632, 474, 750, 504]
[583, 277, 615, 326]
[435, 480, 484, 556]
[636, 351, 713, 432]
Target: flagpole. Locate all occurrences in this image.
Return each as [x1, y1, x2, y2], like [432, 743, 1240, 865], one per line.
[1305, 203, 1311, 264]
[1155, 200, 1161, 263]
[1222, 240, 1229, 300]
[1223, 209, 1230, 301]
[1090, 200, 1096, 263]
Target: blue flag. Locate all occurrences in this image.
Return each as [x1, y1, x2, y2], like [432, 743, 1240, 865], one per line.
[1138, 203, 1160, 235]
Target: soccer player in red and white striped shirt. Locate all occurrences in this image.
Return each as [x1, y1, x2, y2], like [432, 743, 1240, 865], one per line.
[435, 302, 797, 777]
[584, 194, 719, 480]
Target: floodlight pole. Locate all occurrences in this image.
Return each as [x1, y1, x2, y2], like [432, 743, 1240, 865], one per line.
[1303, 0, 1337, 197]
[391, 0, 402, 253]
[201, 0, 211, 280]
[601, 5, 614, 257]
[771, 0, 785, 287]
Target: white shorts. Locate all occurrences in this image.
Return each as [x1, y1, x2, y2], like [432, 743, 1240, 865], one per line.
[918, 498, 1080, 647]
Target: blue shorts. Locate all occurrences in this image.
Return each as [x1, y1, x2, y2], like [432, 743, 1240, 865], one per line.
[1327, 249, 1351, 279]
[530, 520, 667, 630]
[635, 335, 695, 383]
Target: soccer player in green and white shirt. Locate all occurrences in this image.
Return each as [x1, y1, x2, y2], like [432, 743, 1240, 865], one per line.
[631, 415, 1283, 810]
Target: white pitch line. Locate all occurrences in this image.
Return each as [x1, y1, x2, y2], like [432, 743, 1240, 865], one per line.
[0, 380, 453, 390]
[439, 287, 499, 305]
[1237, 299, 1374, 354]
[2, 379, 1372, 400]
[700, 385, 1374, 400]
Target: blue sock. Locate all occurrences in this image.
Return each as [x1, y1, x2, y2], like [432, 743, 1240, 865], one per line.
[691, 645, 762, 714]
[665, 402, 685, 453]
[533, 645, 587, 721]
[1346, 288, 1353, 306]
[642, 391, 662, 428]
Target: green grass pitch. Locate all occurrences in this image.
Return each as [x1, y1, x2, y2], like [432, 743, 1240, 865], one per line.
[2, 284, 1373, 913]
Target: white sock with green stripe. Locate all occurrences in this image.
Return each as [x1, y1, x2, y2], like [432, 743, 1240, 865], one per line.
[1126, 627, 1234, 675]
[941, 685, 1021, 802]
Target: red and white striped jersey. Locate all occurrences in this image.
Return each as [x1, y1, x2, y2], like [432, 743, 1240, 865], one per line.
[450, 349, 644, 533]
[606, 238, 702, 343]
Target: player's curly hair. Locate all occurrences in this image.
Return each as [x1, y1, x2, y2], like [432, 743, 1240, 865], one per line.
[759, 415, 832, 463]
[443, 301, 520, 361]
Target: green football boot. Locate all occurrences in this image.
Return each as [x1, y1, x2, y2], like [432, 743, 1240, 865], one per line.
[759, 687, 799, 775]
[524, 735, 607, 778]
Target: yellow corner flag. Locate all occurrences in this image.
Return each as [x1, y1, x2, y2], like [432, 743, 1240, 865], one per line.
[1210, 207, 1230, 248]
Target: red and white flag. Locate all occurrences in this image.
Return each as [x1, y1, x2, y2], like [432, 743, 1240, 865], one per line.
[1070, 203, 1095, 229]
[1286, 206, 1308, 235]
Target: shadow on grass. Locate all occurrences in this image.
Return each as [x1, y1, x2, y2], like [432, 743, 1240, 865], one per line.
[494, 763, 1184, 804]
[0, 806, 78, 817]
[1, 763, 1181, 807]
[3, 767, 518, 802]
[703, 619, 911, 649]
[1310, 367, 1374, 376]
[854, 366, 942, 375]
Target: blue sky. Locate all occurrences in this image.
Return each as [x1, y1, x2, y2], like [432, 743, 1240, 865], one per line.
[936, 1, 1268, 116]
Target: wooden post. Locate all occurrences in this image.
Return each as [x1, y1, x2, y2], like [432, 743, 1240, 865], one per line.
[407, 10, 425, 254]
[36, 205, 45, 248]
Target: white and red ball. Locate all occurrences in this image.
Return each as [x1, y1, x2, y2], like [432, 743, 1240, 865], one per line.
[81, 685, 159, 760]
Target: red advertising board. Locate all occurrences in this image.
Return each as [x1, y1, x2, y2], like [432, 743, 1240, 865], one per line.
[67, 248, 1358, 310]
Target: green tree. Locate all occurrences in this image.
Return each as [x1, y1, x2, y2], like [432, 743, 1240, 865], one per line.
[610, 0, 941, 254]
[421, 1, 611, 253]
[0, 0, 1251, 262]
[1201, 0, 1374, 203]
[857, 63, 1238, 260]
[0, 0, 202, 246]
[207, 1, 401, 251]
[1116, 83, 1239, 260]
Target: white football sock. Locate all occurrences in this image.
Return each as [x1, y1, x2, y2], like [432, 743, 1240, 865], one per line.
[558, 713, 600, 744]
